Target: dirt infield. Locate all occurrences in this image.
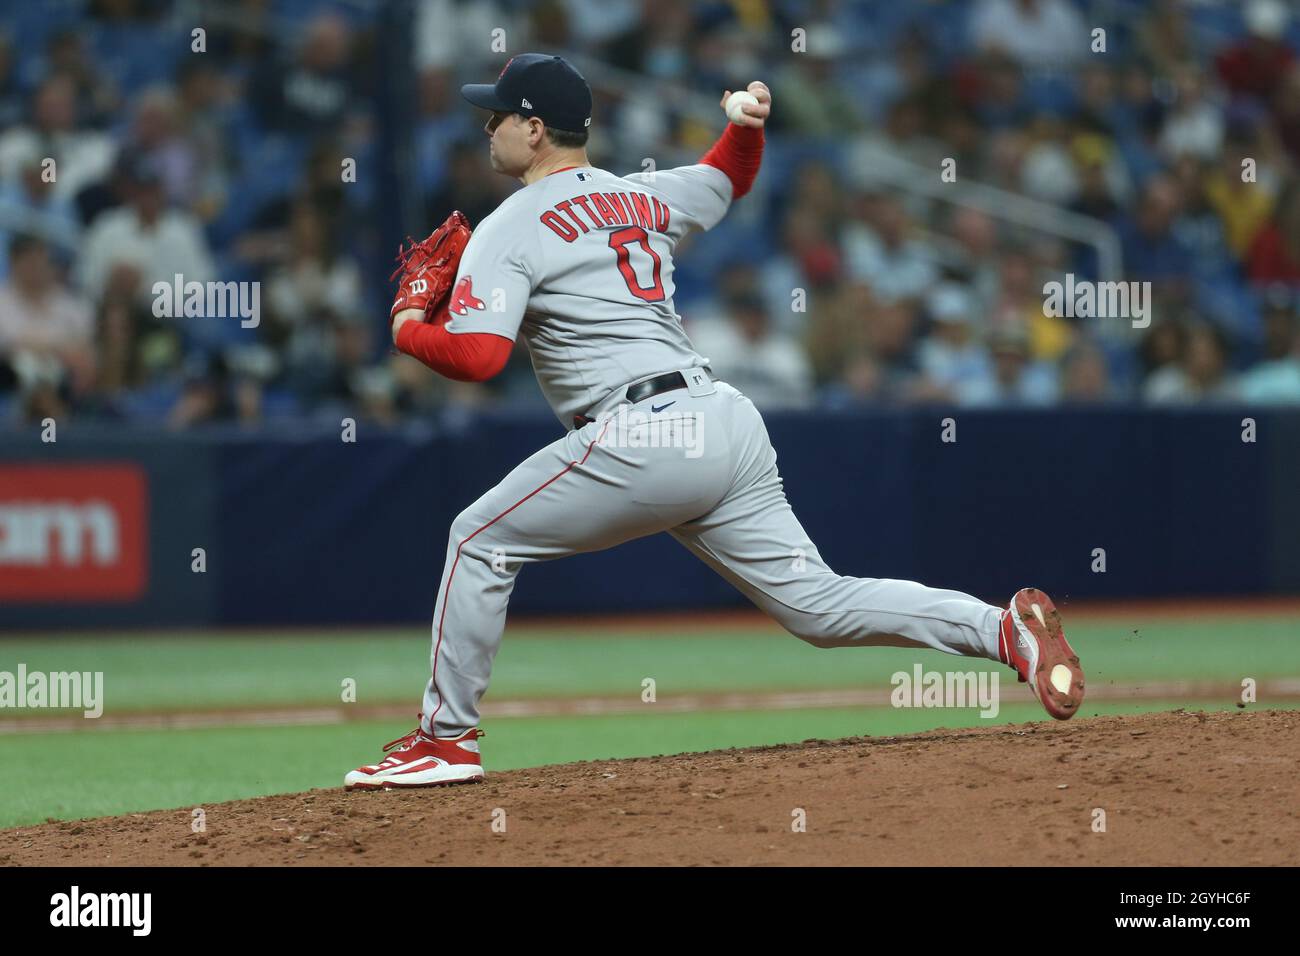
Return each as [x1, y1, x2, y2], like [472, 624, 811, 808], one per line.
[3, 709, 1296, 866]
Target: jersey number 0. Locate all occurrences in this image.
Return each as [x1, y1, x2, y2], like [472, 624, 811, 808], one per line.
[608, 226, 665, 302]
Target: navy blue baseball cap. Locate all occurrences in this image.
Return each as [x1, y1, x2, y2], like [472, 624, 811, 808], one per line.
[461, 54, 592, 133]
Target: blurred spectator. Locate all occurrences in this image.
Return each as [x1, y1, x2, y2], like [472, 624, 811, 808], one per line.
[805, 281, 873, 386]
[990, 246, 1074, 361]
[265, 201, 365, 379]
[74, 147, 142, 229]
[824, 350, 887, 407]
[238, 141, 354, 269]
[1021, 113, 1081, 205]
[250, 12, 357, 134]
[1136, 0, 1199, 80]
[1116, 174, 1194, 306]
[0, 32, 25, 130]
[1158, 66, 1224, 162]
[79, 155, 215, 305]
[265, 202, 363, 326]
[1060, 339, 1115, 404]
[1138, 318, 1188, 382]
[42, 27, 119, 128]
[123, 86, 203, 210]
[853, 28, 935, 128]
[1069, 141, 1124, 221]
[174, 60, 234, 222]
[766, 205, 843, 318]
[427, 140, 512, 229]
[1215, 0, 1293, 103]
[963, 51, 1030, 133]
[969, 0, 1086, 70]
[412, 68, 474, 197]
[844, 195, 937, 303]
[1170, 157, 1235, 280]
[864, 300, 922, 399]
[415, 0, 520, 72]
[1275, 62, 1300, 162]
[95, 282, 181, 397]
[1072, 62, 1123, 140]
[943, 207, 1001, 307]
[603, 0, 695, 81]
[287, 314, 388, 417]
[0, 234, 95, 404]
[1246, 178, 1300, 284]
[772, 24, 864, 135]
[789, 162, 843, 233]
[849, 95, 950, 193]
[1144, 320, 1239, 403]
[1239, 292, 1300, 404]
[206, 0, 277, 68]
[168, 352, 259, 428]
[688, 291, 813, 409]
[915, 283, 992, 400]
[0, 75, 116, 201]
[1202, 131, 1277, 260]
[0, 149, 81, 278]
[957, 323, 1058, 406]
[528, 0, 573, 49]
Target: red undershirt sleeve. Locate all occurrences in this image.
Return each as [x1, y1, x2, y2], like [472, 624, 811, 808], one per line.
[699, 123, 764, 199]
[395, 319, 513, 383]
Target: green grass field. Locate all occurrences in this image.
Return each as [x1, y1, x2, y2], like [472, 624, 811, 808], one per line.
[1, 609, 1296, 828]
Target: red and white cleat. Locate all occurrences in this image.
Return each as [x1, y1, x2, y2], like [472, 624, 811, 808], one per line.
[344, 718, 485, 790]
[998, 588, 1085, 721]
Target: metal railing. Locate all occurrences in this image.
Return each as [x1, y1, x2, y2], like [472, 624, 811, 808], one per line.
[571, 52, 1124, 281]
[848, 142, 1124, 281]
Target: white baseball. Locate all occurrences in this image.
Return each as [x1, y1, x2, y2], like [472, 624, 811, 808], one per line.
[725, 90, 760, 125]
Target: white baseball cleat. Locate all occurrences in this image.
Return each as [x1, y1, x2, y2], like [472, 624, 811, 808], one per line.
[997, 588, 1085, 720]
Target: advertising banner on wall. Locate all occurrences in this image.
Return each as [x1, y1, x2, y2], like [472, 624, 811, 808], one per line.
[0, 464, 149, 602]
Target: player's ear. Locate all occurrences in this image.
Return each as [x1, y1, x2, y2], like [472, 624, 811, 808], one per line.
[529, 117, 547, 147]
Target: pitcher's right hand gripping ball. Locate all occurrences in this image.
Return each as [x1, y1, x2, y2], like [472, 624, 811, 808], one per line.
[720, 81, 771, 127]
[388, 210, 474, 326]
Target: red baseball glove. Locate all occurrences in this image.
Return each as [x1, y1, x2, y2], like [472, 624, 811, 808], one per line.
[388, 210, 473, 326]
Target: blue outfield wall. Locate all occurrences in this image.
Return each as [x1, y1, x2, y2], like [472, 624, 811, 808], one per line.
[0, 407, 1296, 629]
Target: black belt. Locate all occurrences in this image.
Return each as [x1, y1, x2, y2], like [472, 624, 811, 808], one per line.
[573, 368, 712, 430]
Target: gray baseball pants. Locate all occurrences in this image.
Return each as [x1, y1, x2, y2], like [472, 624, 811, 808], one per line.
[421, 377, 1003, 736]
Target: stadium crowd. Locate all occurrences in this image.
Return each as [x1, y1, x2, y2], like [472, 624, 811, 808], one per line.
[1, 0, 1299, 430]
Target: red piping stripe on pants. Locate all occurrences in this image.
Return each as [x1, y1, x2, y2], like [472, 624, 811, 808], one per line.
[428, 421, 612, 728]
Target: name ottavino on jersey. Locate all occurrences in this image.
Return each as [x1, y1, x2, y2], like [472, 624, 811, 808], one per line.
[443, 163, 731, 426]
[539, 190, 671, 242]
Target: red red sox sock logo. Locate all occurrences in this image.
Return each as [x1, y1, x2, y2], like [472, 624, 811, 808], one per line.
[449, 276, 486, 316]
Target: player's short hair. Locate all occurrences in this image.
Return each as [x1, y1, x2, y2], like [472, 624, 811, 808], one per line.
[545, 125, 588, 149]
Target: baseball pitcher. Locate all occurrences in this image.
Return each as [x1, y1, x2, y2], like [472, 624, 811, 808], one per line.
[345, 54, 1085, 789]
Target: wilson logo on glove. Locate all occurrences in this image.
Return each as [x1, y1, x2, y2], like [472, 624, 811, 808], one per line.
[449, 276, 487, 316]
[410, 279, 428, 294]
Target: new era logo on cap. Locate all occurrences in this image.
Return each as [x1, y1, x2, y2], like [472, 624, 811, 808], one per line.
[461, 53, 592, 133]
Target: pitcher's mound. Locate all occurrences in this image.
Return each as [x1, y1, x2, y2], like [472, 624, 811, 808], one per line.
[3, 710, 1296, 866]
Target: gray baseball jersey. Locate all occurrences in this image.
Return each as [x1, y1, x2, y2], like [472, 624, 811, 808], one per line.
[416, 161, 1006, 739]
[443, 164, 725, 424]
